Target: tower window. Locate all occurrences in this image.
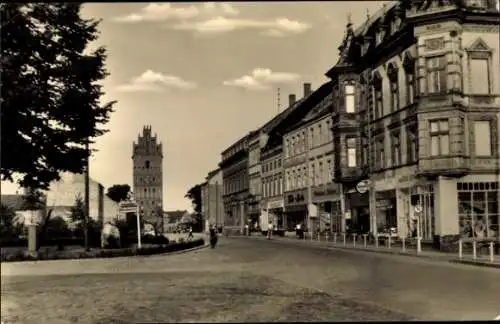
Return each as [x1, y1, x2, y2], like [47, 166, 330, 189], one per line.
[145, 160, 150, 169]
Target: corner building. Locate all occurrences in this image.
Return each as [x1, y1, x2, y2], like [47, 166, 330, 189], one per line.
[326, 0, 499, 242]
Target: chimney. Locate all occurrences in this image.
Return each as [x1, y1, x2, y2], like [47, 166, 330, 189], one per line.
[303, 83, 312, 97]
[288, 94, 296, 106]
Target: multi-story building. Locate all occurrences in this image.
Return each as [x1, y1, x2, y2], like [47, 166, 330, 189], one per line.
[246, 132, 262, 226]
[200, 181, 209, 230]
[260, 83, 323, 231]
[201, 168, 223, 229]
[282, 82, 334, 231]
[220, 131, 255, 233]
[285, 90, 339, 233]
[326, 0, 500, 242]
[132, 125, 163, 228]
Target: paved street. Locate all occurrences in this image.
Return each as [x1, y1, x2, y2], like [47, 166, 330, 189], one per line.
[2, 237, 500, 323]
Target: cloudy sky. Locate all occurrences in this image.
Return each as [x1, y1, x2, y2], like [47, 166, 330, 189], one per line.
[2, 1, 388, 211]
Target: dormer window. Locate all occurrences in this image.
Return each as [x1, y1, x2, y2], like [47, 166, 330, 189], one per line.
[391, 17, 401, 34]
[376, 31, 385, 46]
[466, 0, 488, 9]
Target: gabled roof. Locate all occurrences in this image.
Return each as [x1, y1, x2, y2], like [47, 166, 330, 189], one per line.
[280, 81, 333, 136]
[260, 98, 305, 135]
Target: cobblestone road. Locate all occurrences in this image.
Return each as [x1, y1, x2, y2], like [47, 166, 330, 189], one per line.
[2, 237, 499, 323]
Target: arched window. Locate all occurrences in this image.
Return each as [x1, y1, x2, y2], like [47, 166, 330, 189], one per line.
[403, 52, 416, 105]
[145, 160, 150, 169]
[387, 62, 399, 112]
[372, 71, 383, 118]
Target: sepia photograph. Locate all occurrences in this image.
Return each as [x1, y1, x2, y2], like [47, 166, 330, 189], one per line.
[1, 1, 500, 322]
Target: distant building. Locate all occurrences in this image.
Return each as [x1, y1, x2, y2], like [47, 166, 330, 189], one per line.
[201, 169, 223, 229]
[219, 132, 255, 233]
[163, 210, 189, 232]
[44, 172, 120, 227]
[132, 125, 164, 228]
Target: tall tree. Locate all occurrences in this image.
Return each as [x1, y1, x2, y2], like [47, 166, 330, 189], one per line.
[185, 184, 202, 213]
[1, 3, 116, 191]
[0, 204, 22, 238]
[106, 184, 131, 203]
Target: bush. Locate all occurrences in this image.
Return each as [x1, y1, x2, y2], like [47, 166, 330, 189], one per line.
[0, 238, 204, 262]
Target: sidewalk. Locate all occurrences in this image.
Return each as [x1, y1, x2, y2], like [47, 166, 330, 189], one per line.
[241, 234, 500, 269]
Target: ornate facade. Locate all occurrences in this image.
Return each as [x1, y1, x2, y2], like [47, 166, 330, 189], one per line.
[326, 0, 500, 240]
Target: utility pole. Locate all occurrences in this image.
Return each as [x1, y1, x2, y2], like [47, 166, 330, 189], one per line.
[84, 137, 90, 251]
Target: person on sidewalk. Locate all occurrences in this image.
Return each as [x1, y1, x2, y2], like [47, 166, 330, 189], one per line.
[209, 225, 218, 248]
[296, 223, 302, 239]
[244, 223, 250, 236]
[267, 221, 273, 240]
[187, 226, 194, 240]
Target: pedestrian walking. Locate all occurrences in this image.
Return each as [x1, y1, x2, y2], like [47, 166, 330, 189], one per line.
[267, 221, 273, 240]
[209, 225, 218, 248]
[244, 223, 250, 236]
[187, 226, 194, 240]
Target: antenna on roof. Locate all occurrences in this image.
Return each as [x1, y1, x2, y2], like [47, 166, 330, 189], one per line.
[277, 87, 281, 114]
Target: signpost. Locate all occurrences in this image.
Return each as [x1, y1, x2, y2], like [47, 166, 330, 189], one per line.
[356, 180, 370, 194]
[414, 202, 423, 254]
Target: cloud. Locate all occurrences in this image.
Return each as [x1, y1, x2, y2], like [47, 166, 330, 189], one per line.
[223, 68, 300, 90]
[115, 70, 197, 93]
[114, 3, 239, 23]
[172, 16, 310, 36]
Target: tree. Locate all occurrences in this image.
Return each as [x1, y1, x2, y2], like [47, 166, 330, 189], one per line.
[1, 3, 116, 191]
[106, 184, 131, 203]
[0, 204, 22, 238]
[70, 193, 85, 230]
[185, 184, 202, 213]
[45, 216, 71, 238]
[70, 193, 99, 245]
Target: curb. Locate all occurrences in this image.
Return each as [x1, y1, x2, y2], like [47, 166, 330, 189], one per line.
[449, 259, 500, 269]
[238, 236, 500, 269]
[162, 243, 209, 255]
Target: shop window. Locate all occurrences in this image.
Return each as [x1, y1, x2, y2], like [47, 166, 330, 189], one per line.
[458, 182, 499, 239]
[430, 119, 450, 156]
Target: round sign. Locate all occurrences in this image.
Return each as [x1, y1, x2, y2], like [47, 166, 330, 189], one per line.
[356, 180, 369, 194]
[414, 204, 423, 213]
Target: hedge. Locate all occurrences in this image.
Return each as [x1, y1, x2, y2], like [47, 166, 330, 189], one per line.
[0, 234, 170, 248]
[0, 238, 205, 262]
